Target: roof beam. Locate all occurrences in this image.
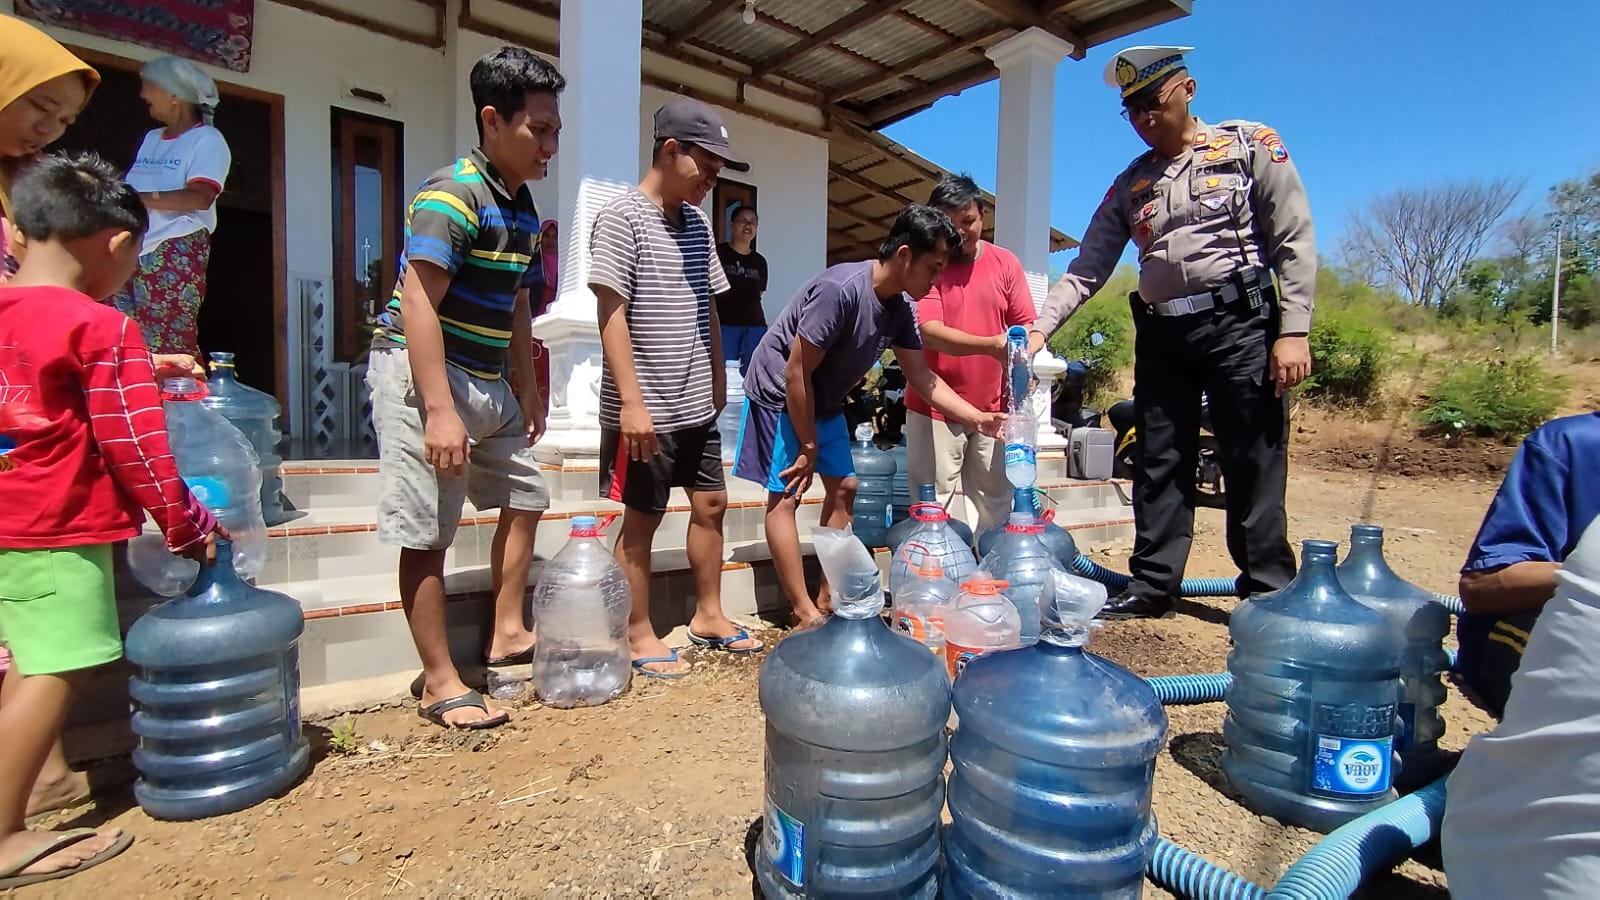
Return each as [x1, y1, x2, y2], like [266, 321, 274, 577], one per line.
[751, 0, 914, 78]
[950, 0, 1084, 54]
[829, 201, 897, 233]
[663, 0, 745, 49]
[826, 24, 1005, 102]
[862, 57, 999, 125]
[1082, 0, 1192, 47]
[831, 163, 921, 208]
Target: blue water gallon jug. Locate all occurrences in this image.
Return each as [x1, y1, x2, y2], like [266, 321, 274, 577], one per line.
[758, 527, 950, 898]
[978, 512, 1069, 646]
[124, 540, 309, 820]
[530, 516, 632, 707]
[1336, 524, 1452, 789]
[976, 486, 1078, 567]
[889, 483, 974, 556]
[850, 425, 897, 549]
[946, 570, 1164, 898]
[1222, 539, 1406, 833]
[890, 441, 912, 525]
[199, 352, 288, 526]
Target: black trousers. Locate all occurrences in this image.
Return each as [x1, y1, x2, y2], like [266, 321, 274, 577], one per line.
[1125, 295, 1295, 600]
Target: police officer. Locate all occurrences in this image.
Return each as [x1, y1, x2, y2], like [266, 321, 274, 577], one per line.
[1028, 46, 1315, 620]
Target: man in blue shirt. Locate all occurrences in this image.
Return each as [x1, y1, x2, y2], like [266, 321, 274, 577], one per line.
[1457, 411, 1600, 718]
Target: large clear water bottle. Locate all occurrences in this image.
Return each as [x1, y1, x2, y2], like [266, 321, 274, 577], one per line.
[850, 424, 896, 549]
[975, 486, 1078, 568]
[716, 362, 745, 464]
[1336, 524, 1452, 789]
[1222, 539, 1406, 833]
[888, 483, 974, 556]
[978, 512, 1069, 646]
[757, 527, 950, 898]
[888, 503, 977, 600]
[530, 516, 632, 708]
[942, 574, 1022, 682]
[199, 352, 288, 526]
[890, 441, 912, 526]
[946, 570, 1166, 898]
[124, 540, 309, 820]
[127, 377, 268, 596]
[891, 544, 960, 661]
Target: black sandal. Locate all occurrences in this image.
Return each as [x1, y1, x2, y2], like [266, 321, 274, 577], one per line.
[417, 689, 509, 730]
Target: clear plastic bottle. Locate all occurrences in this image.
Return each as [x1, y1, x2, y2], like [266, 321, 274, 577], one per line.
[850, 424, 896, 549]
[529, 516, 632, 708]
[978, 512, 1069, 646]
[891, 543, 960, 661]
[945, 570, 1166, 898]
[943, 574, 1023, 682]
[1222, 539, 1406, 833]
[1336, 524, 1452, 789]
[199, 352, 288, 526]
[975, 486, 1079, 568]
[888, 503, 978, 600]
[124, 540, 309, 820]
[127, 377, 268, 596]
[716, 361, 745, 464]
[1003, 414, 1038, 488]
[1004, 324, 1033, 413]
[757, 527, 950, 898]
[888, 483, 974, 557]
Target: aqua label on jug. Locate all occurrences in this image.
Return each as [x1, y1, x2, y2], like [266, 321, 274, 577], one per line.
[187, 475, 231, 508]
[763, 798, 805, 887]
[1310, 701, 1396, 799]
[1004, 443, 1035, 468]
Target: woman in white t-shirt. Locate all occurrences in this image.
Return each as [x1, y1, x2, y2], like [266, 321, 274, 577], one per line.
[110, 56, 232, 355]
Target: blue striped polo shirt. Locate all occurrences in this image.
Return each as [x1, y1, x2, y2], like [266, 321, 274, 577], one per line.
[373, 148, 543, 379]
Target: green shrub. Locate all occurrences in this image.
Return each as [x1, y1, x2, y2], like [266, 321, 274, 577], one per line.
[1047, 296, 1134, 405]
[1420, 353, 1566, 440]
[1302, 308, 1391, 406]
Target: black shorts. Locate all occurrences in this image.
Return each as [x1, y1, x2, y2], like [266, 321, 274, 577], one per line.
[599, 422, 726, 514]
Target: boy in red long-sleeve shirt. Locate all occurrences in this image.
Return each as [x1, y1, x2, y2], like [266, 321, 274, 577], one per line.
[0, 153, 222, 889]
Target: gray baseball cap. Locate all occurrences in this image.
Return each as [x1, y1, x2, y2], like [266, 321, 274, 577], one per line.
[653, 97, 750, 172]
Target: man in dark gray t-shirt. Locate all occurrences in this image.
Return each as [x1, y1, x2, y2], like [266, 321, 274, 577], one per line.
[734, 205, 1005, 627]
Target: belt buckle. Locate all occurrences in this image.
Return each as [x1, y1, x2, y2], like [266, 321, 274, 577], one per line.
[1167, 296, 1194, 316]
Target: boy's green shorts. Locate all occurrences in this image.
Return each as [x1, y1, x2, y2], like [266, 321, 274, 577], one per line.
[0, 544, 122, 676]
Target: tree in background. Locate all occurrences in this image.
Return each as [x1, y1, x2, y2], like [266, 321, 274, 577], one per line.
[1341, 177, 1523, 309]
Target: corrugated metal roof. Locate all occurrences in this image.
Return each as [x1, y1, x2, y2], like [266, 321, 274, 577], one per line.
[901, 0, 999, 38]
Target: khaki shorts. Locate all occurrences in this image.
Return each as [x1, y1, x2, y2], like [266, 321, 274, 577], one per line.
[0, 544, 121, 676]
[367, 347, 549, 551]
[904, 410, 1012, 534]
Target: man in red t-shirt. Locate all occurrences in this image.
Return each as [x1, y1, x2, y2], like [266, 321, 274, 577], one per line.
[907, 173, 1038, 533]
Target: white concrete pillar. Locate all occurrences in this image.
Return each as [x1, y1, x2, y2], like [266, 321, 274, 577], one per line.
[531, 0, 643, 464]
[986, 27, 1072, 311]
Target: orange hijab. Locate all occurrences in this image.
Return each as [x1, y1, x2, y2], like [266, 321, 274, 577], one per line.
[0, 14, 100, 223]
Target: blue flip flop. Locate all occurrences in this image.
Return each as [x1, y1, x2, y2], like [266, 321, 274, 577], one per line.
[632, 649, 691, 680]
[687, 627, 764, 655]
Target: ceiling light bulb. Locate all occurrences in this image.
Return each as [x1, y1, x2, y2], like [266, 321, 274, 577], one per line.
[742, 1, 757, 25]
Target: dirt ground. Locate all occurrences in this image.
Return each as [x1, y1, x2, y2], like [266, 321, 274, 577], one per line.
[22, 418, 1509, 899]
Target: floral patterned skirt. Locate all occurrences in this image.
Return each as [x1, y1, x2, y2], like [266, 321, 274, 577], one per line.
[112, 229, 212, 355]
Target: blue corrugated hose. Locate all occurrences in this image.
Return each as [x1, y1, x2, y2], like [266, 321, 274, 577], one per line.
[1148, 839, 1267, 900]
[1145, 673, 1233, 705]
[1071, 554, 1468, 611]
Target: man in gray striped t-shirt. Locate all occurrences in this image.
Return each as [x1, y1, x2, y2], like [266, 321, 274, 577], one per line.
[592, 98, 765, 678]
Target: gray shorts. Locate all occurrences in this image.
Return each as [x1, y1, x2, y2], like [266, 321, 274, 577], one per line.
[367, 347, 550, 550]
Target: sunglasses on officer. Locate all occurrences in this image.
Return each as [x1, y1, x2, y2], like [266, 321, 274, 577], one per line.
[1120, 73, 1192, 122]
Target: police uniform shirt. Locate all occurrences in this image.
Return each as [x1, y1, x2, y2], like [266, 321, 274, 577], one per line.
[1039, 118, 1316, 336]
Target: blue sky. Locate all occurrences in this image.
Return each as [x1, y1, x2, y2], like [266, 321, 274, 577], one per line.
[883, 0, 1600, 269]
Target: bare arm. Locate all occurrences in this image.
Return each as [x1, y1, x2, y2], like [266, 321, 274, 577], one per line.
[894, 347, 1003, 435]
[709, 297, 726, 409]
[596, 284, 643, 408]
[1458, 562, 1562, 618]
[508, 287, 539, 398]
[140, 182, 220, 213]
[784, 337, 825, 451]
[918, 320, 1008, 360]
[398, 261, 457, 415]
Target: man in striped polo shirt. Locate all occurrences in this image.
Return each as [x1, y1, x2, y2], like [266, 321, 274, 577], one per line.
[593, 98, 765, 678]
[368, 47, 563, 729]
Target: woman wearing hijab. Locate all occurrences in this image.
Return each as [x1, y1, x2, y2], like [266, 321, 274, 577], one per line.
[0, 14, 99, 282]
[112, 55, 233, 356]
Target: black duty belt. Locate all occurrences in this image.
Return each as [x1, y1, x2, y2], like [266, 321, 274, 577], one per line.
[1133, 267, 1272, 317]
